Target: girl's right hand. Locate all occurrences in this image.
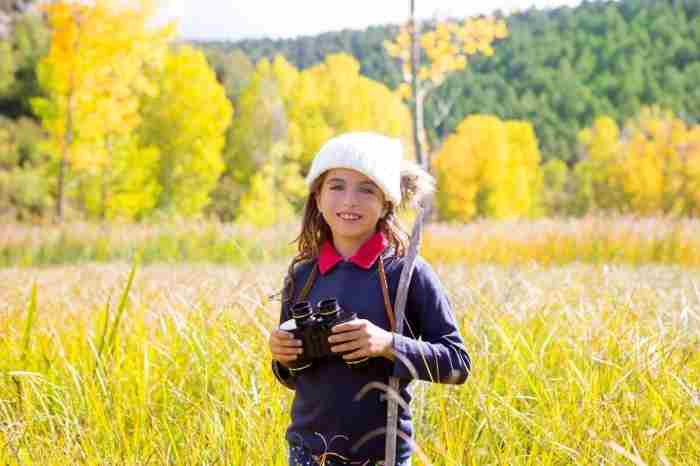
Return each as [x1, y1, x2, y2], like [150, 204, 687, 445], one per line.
[269, 329, 303, 367]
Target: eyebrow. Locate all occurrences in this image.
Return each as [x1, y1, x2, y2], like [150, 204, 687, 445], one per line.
[327, 178, 377, 188]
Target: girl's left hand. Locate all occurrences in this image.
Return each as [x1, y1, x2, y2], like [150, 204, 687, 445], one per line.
[328, 319, 394, 361]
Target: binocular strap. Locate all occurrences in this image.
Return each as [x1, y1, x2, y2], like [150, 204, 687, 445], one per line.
[296, 258, 396, 333]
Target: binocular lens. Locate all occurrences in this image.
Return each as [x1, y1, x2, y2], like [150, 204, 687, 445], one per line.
[291, 301, 312, 319]
[318, 298, 339, 316]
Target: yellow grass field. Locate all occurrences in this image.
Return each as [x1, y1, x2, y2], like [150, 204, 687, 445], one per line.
[1, 256, 699, 465]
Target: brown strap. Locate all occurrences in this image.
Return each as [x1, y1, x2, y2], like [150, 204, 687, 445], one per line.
[295, 258, 396, 333]
[378, 258, 396, 332]
[297, 263, 318, 302]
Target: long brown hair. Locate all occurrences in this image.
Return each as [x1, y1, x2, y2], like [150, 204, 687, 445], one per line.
[282, 162, 434, 305]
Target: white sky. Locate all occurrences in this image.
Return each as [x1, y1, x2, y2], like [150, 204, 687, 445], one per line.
[156, 0, 583, 41]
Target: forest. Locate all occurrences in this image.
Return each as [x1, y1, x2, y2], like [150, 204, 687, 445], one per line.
[1, 0, 700, 222]
[224, 0, 700, 163]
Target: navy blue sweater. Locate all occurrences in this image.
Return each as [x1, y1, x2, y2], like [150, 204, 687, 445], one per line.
[272, 250, 471, 463]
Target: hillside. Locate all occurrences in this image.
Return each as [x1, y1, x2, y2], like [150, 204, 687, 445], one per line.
[204, 0, 700, 163]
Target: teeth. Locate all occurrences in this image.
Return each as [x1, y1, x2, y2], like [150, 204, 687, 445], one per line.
[339, 213, 360, 220]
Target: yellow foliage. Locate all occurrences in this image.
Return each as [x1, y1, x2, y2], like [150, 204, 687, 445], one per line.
[76, 138, 160, 220]
[33, 0, 175, 219]
[433, 115, 542, 221]
[229, 53, 410, 225]
[578, 107, 700, 215]
[237, 142, 305, 227]
[35, 0, 172, 170]
[385, 17, 508, 91]
[286, 53, 411, 168]
[141, 45, 233, 216]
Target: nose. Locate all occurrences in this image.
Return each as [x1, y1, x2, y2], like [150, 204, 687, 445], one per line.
[341, 188, 359, 207]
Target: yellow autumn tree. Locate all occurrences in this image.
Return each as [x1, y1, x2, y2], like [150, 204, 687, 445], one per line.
[433, 115, 542, 221]
[76, 139, 161, 220]
[289, 53, 412, 168]
[622, 108, 700, 215]
[32, 0, 173, 220]
[78, 1, 171, 219]
[229, 53, 410, 226]
[140, 45, 233, 217]
[385, 16, 508, 168]
[577, 108, 700, 216]
[237, 142, 304, 227]
[575, 115, 626, 211]
[505, 121, 544, 217]
[224, 56, 305, 226]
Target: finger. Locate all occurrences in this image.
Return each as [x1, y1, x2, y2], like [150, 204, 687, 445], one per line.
[332, 319, 366, 333]
[274, 354, 298, 363]
[273, 337, 302, 348]
[272, 344, 303, 357]
[330, 339, 366, 354]
[272, 333, 302, 347]
[272, 344, 303, 356]
[328, 329, 364, 344]
[272, 340, 304, 353]
[273, 330, 297, 340]
[342, 348, 369, 361]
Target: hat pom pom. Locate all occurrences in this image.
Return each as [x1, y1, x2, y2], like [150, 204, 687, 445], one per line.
[399, 160, 435, 209]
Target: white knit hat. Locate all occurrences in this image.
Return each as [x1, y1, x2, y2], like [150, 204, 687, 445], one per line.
[305, 132, 403, 206]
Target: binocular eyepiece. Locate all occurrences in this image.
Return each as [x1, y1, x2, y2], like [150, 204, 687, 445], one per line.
[282, 298, 369, 373]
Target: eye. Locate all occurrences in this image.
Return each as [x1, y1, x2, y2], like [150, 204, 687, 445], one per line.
[329, 185, 343, 191]
[359, 187, 375, 194]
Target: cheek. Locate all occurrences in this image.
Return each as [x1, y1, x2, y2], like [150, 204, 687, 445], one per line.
[368, 196, 385, 214]
[317, 192, 336, 213]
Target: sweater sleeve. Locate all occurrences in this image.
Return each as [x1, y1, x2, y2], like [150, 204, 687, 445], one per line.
[391, 257, 471, 384]
[270, 276, 297, 390]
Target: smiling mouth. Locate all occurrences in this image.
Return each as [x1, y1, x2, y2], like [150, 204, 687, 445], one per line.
[337, 213, 362, 221]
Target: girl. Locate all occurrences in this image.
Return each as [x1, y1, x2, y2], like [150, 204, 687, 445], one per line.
[269, 132, 471, 466]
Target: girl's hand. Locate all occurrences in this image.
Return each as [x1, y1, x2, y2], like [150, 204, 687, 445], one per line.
[328, 319, 395, 361]
[269, 328, 303, 367]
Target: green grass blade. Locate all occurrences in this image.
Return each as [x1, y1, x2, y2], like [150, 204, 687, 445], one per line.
[106, 262, 137, 355]
[96, 293, 112, 361]
[21, 282, 38, 361]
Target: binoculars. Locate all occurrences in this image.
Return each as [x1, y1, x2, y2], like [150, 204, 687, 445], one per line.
[279, 298, 368, 373]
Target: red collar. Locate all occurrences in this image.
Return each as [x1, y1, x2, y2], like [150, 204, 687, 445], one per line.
[318, 232, 388, 275]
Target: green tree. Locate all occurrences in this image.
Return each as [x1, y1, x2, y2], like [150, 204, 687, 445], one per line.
[0, 11, 49, 117]
[0, 117, 52, 219]
[209, 56, 297, 221]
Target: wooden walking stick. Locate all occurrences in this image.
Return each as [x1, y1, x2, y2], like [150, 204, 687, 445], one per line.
[384, 204, 428, 466]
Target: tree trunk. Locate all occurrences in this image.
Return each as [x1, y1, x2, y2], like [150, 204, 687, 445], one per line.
[408, 0, 434, 222]
[56, 153, 65, 221]
[101, 138, 113, 220]
[409, 0, 427, 169]
[415, 90, 430, 169]
[56, 93, 74, 222]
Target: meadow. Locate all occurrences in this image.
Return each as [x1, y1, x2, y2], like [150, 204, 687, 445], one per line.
[1, 217, 699, 465]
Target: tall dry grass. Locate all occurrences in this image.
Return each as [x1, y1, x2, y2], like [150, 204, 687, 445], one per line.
[1, 261, 698, 464]
[2, 216, 699, 267]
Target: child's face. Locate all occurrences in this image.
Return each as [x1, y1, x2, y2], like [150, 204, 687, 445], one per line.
[315, 168, 388, 250]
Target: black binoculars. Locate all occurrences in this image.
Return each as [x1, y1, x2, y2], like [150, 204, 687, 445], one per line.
[280, 298, 368, 373]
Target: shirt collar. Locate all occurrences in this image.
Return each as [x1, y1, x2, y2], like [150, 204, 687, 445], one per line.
[318, 231, 388, 275]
